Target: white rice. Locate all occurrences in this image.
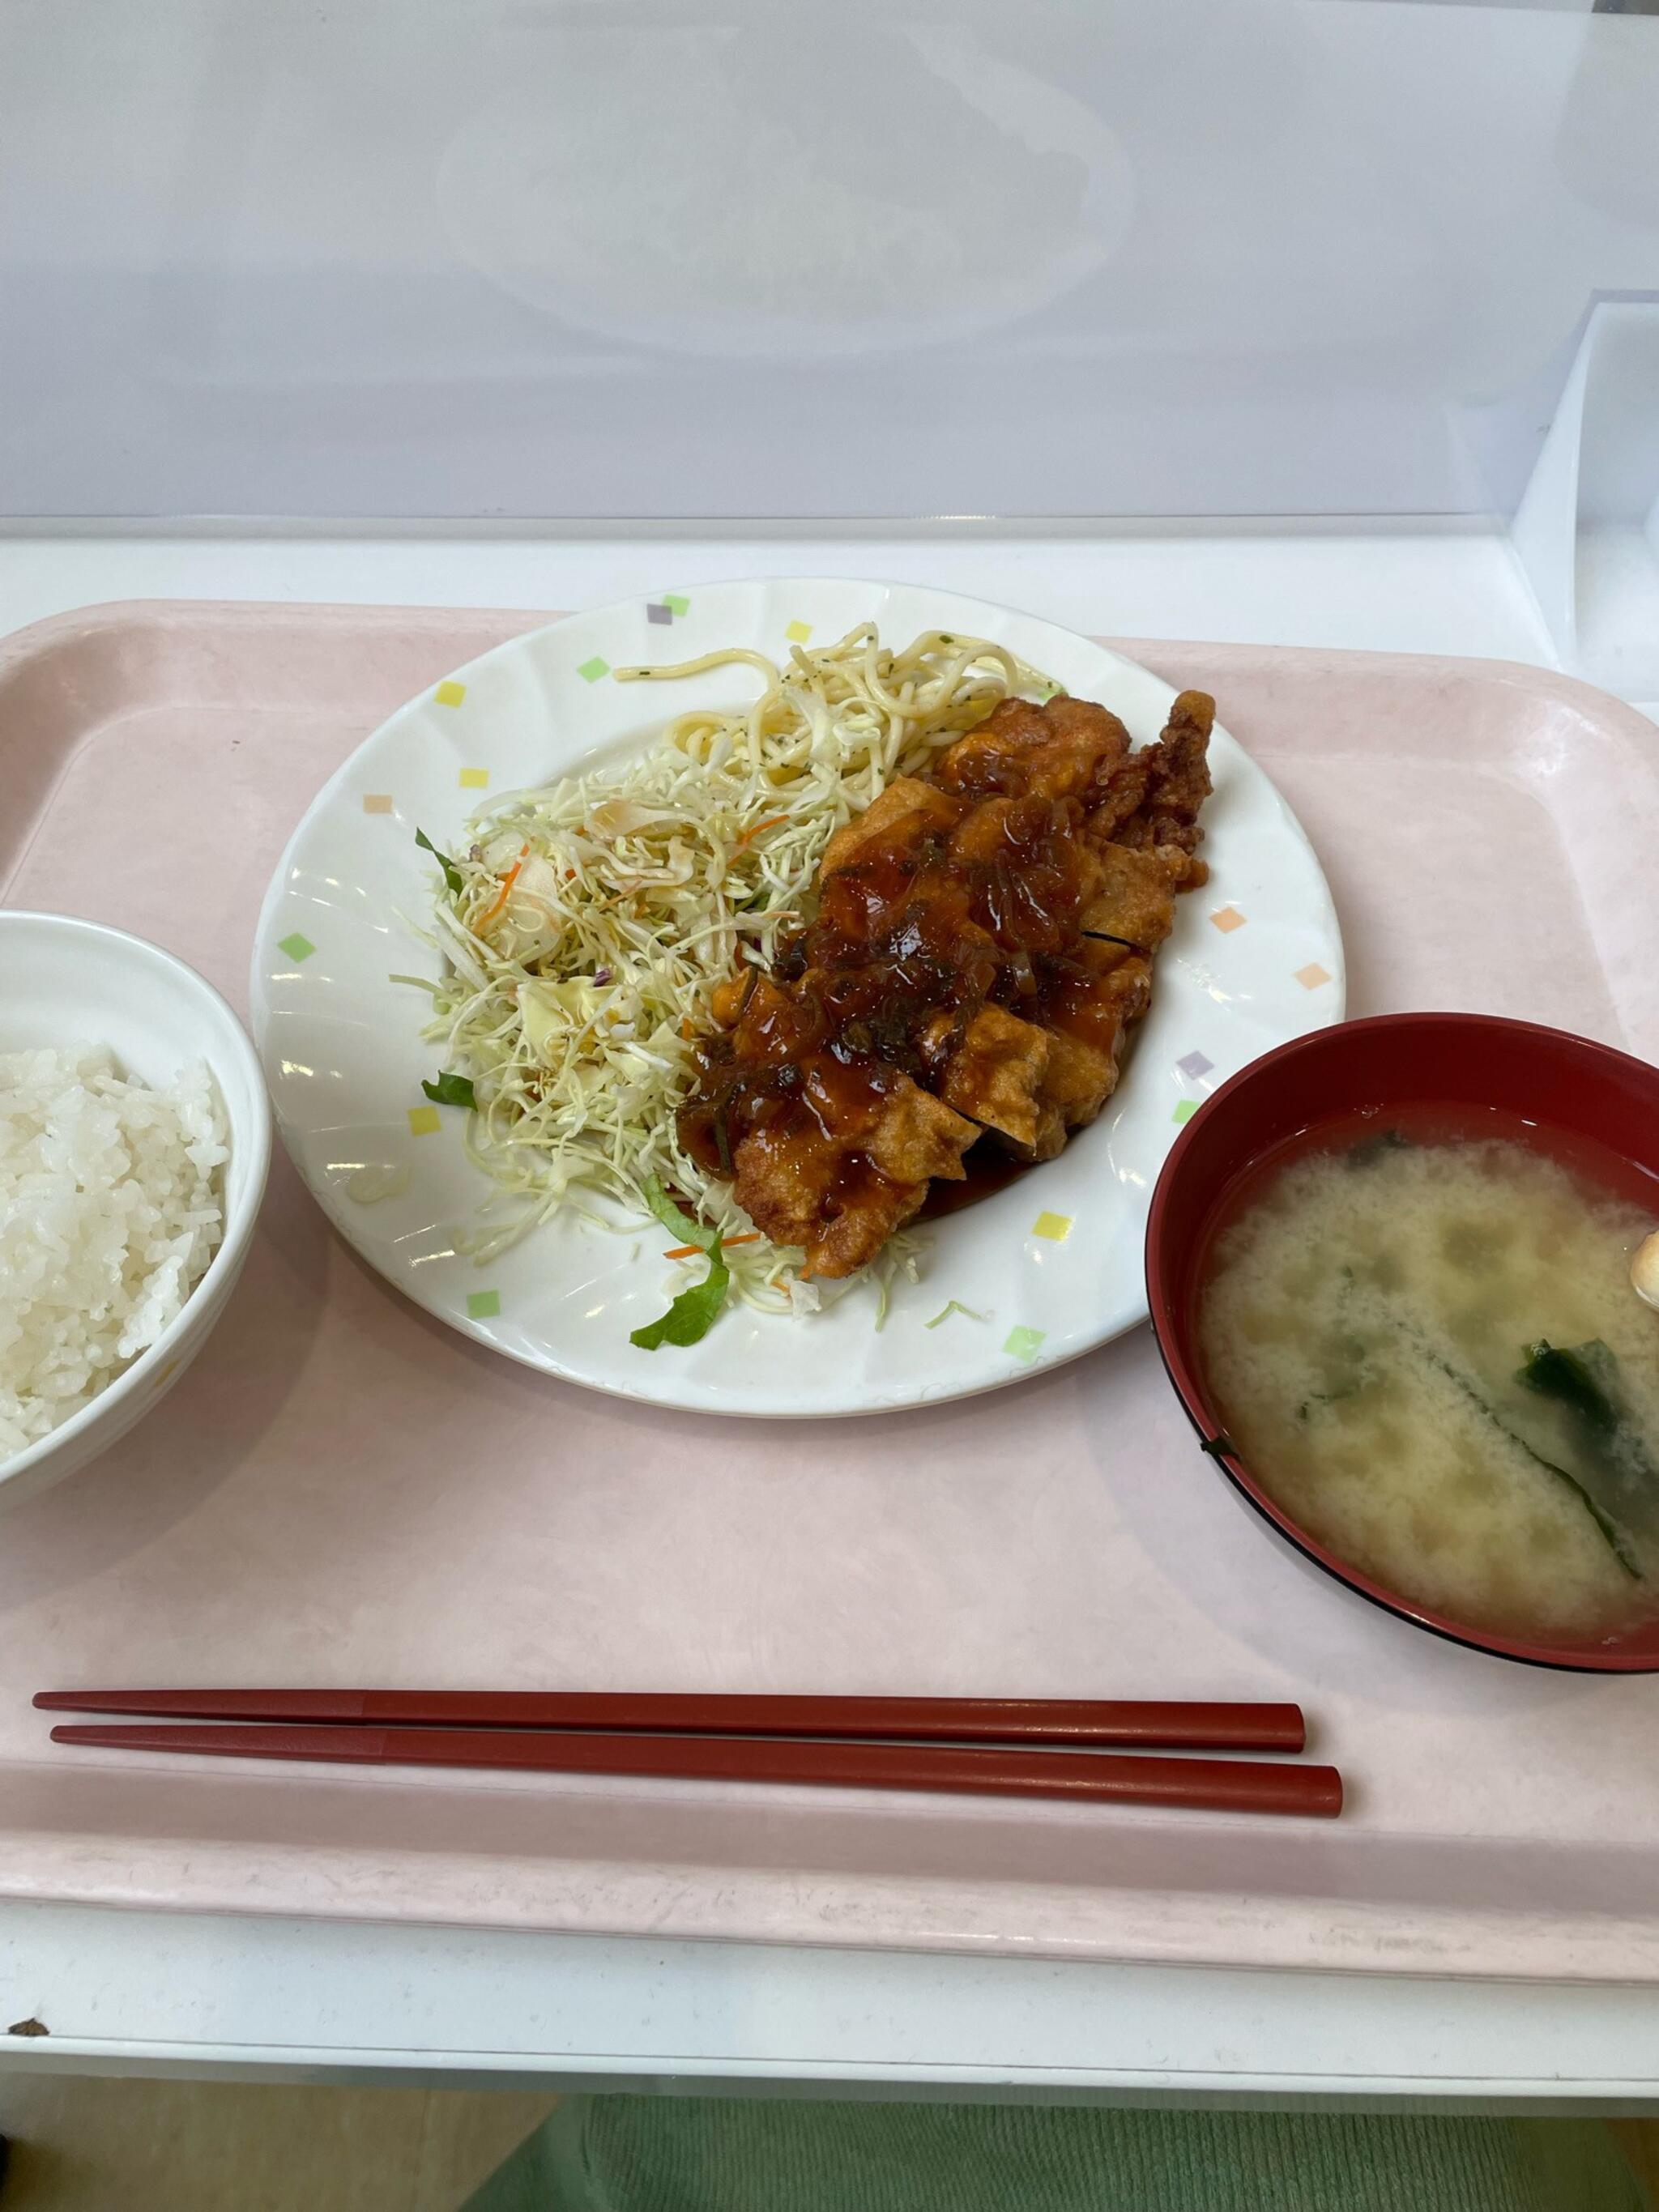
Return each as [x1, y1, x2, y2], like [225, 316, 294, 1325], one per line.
[0, 1045, 228, 1462]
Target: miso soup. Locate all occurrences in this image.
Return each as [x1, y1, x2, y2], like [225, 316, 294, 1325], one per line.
[1197, 1117, 1659, 1642]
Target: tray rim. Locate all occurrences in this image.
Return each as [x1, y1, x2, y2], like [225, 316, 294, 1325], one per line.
[5, 594, 1659, 752]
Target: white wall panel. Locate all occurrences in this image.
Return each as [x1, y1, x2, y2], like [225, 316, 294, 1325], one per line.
[2, 0, 1656, 519]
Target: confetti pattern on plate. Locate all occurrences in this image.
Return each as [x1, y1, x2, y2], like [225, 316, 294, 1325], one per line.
[1004, 1325, 1046, 1363]
[407, 1105, 441, 1136]
[1295, 961, 1333, 990]
[1172, 1098, 1200, 1124]
[578, 655, 611, 684]
[435, 680, 467, 708]
[1032, 1212, 1072, 1242]
[1210, 906, 1246, 933]
[1177, 1050, 1213, 1080]
[467, 1289, 501, 1321]
[362, 793, 394, 815]
[458, 767, 488, 790]
[277, 931, 315, 963]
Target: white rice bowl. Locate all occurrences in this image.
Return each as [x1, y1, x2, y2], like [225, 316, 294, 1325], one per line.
[0, 1044, 228, 1460]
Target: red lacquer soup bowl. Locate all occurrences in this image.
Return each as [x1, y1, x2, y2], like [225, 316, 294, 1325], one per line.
[1145, 1013, 1659, 1672]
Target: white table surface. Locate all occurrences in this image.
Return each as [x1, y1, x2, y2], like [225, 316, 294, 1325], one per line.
[3, 519, 1658, 2103]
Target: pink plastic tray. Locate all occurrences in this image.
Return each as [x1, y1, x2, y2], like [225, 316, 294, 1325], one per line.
[3, 599, 1659, 1981]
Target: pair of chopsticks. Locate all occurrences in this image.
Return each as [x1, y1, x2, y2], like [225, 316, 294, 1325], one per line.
[36, 1690, 1342, 1818]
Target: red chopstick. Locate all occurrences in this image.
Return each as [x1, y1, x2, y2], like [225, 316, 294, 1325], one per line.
[32, 1690, 1306, 1753]
[48, 1722, 1342, 1818]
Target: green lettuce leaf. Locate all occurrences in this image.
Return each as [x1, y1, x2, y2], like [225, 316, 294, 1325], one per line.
[421, 1071, 476, 1109]
[630, 1176, 731, 1350]
[415, 826, 464, 896]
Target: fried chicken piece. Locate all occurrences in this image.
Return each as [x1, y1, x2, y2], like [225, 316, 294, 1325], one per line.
[680, 684, 1213, 1279]
[1001, 958, 1147, 1160]
[709, 970, 753, 1027]
[1106, 690, 1215, 884]
[1085, 750, 1153, 842]
[809, 1170, 930, 1277]
[944, 795, 1097, 872]
[1151, 846, 1208, 891]
[1081, 843, 1177, 951]
[730, 1118, 847, 1255]
[732, 1119, 929, 1278]
[731, 973, 821, 1063]
[934, 696, 1131, 803]
[821, 777, 964, 878]
[861, 1076, 979, 1186]
[1085, 688, 1214, 856]
[1009, 1107, 1066, 1164]
[1148, 690, 1215, 827]
[1042, 1030, 1121, 1129]
[944, 796, 1110, 958]
[921, 1004, 1051, 1149]
[943, 793, 1023, 868]
[1040, 944, 1154, 1059]
[730, 1072, 975, 1278]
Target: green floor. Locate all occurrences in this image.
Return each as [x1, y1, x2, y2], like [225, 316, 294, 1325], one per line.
[465, 2100, 1652, 2212]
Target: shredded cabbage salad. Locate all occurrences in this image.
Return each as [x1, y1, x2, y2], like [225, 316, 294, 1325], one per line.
[403, 623, 1054, 1322]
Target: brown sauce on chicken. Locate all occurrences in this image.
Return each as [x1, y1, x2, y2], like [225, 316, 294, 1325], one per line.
[678, 689, 1215, 1276]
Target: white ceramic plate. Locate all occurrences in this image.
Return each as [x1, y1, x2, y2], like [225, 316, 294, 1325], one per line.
[251, 580, 1344, 1418]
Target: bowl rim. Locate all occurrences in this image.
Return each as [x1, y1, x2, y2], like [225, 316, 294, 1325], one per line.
[0, 910, 273, 1493]
[1145, 1009, 1659, 1675]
